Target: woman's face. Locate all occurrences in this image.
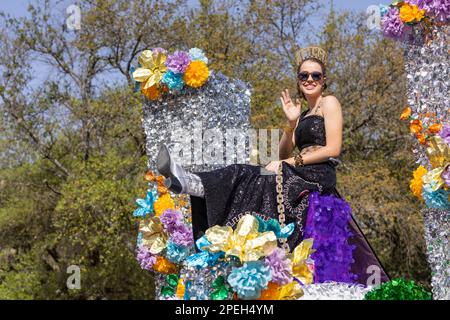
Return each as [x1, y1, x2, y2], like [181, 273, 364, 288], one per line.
[298, 60, 326, 98]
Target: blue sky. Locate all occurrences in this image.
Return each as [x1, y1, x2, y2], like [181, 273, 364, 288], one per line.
[0, 0, 391, 91]
[1, 0, 391, 17]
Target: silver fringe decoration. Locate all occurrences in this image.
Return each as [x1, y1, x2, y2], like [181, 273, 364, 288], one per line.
[404, 24, 449, 300]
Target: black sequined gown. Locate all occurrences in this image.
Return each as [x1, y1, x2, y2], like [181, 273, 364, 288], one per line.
[190, 109, 389, 285]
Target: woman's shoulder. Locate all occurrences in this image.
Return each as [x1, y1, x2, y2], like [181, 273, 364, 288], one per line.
[321, 95, 341, 111]
[322, 95, 340, 105]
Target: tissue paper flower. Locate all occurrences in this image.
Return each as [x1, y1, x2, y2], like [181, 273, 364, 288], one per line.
[227, 261, 272, 300]
[189, 48, 209, 64]
[264, 248, 292, 286]
[410, 119, 423, 134]
[442, 165, 450, 187]
[399, 2, 426, 23]
[133, 50, 167, 89]
[133, 190, 155, 218]
[141, 85, 161, 100]
[165, 51, 190, 74]
[136, 245, 157, 270]
[405, 0, 450, 22]
[160, 209, 183, 232]
[400, 106, 412, 120]
[184, 61, 209, 88]
[166, 241, 191, 264]
[380, 4, 389, 17]
[382, 7, 411, 39]
[139, 217, 168, 254]
[410, 165, 428, 200]
[161, 70, 185, 91]
[422, 183, 450, 210]
[154, 193, 175, 217]
[439, 125, 450, 145]
[170, 223, 194, 247]
[153, 256, 178, 274]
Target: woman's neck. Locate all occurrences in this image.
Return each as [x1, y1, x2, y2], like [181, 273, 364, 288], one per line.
[306, 95, 322, 110]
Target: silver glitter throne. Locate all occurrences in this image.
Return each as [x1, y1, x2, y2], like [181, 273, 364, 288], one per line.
[142, 70, 252, 173]
[141, 71, 252, 300]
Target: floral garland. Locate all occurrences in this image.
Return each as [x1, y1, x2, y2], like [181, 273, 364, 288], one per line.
[400, 107, 450, 210]
[364, 278, 432, 300]
[134, 172, 194, 275]
[132, 171, 316, 300]
[131, 48, 210, 101]
[380, 0, 449, 41]
[132, 172, 439, 300]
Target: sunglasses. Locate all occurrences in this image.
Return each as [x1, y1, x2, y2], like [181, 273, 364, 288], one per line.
[298, 71, 323, 82]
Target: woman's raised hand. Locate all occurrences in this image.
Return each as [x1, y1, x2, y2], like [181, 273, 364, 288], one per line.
[280, 89, 301, 127]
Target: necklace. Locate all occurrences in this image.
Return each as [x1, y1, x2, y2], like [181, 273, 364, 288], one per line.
[305, 97, 323, 117]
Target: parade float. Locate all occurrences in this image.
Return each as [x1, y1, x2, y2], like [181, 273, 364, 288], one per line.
[130, 0, 448, 299]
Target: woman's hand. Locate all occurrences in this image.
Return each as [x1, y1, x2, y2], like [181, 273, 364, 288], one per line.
[280, 89, 301, 127]
[265, 160, 282, 173]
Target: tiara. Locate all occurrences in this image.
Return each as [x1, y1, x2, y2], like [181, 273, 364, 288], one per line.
[295, 46, 328, 66]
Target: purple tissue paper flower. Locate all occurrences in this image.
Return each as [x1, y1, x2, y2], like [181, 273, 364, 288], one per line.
[165, 51, 190, 74]
[170, 223, 194, 247]
[264, 248, 292, 286]
[136, 245, 157, 270]
[405, 0, 432, 9]
[439, 125, 450, 145]
[160, 209, 183, 232]
[152, 47, 168, 56]
[430, 0, 450, 22]
[442, 165, 450, 187]
[382, 7, 411, 40]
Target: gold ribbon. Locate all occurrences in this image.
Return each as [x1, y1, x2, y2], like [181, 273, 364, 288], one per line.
[139, 217, 168, 254]
[203, 214, 277, 262]
[279, 281, 304, 300]
[132, 50, 167, 89]
[422, 166, 447, 192]
[423, 135, 450, 191]
[426, 136, 450, 169]
[290, 238, 315, 285]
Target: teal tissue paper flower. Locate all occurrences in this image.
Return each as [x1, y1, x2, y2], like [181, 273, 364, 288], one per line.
[166, 241, 190, 264]
[422, 184, 450, 210]
[130, 65, 141, 92]
[256, 216, 294, 239]
[161, 70, 185, 91]
[379, 4, 388, 17]
[133, 190, 154, 218]
[186, 235, 224, 268]
[227, 261, 272, 300]
[136, 232, 143, 247]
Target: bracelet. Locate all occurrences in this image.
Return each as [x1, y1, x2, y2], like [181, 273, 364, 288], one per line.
[294, 154, 304, 167]
[284, 120, 296, 133]
[283, 125, 295, 134]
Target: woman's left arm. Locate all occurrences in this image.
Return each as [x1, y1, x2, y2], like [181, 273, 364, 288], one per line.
[286, 96, 343, 165]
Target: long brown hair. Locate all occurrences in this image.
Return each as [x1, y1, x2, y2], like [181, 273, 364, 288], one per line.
[296, 57, 327, 100]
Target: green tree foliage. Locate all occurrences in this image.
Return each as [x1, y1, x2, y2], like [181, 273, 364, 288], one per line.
[0, 0, 430, 299]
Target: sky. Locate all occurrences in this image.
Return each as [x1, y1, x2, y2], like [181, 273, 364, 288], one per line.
[0, 0, 391, 18]
[0, 0, 391, 92]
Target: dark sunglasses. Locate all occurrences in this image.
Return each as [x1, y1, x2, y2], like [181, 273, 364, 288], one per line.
[298, 71, 323, 82]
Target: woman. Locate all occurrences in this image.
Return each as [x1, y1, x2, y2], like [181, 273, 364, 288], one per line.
[157, 46, 389, 286]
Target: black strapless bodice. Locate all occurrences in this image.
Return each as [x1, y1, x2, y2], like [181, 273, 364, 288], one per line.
[295, 109, 326, 151]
